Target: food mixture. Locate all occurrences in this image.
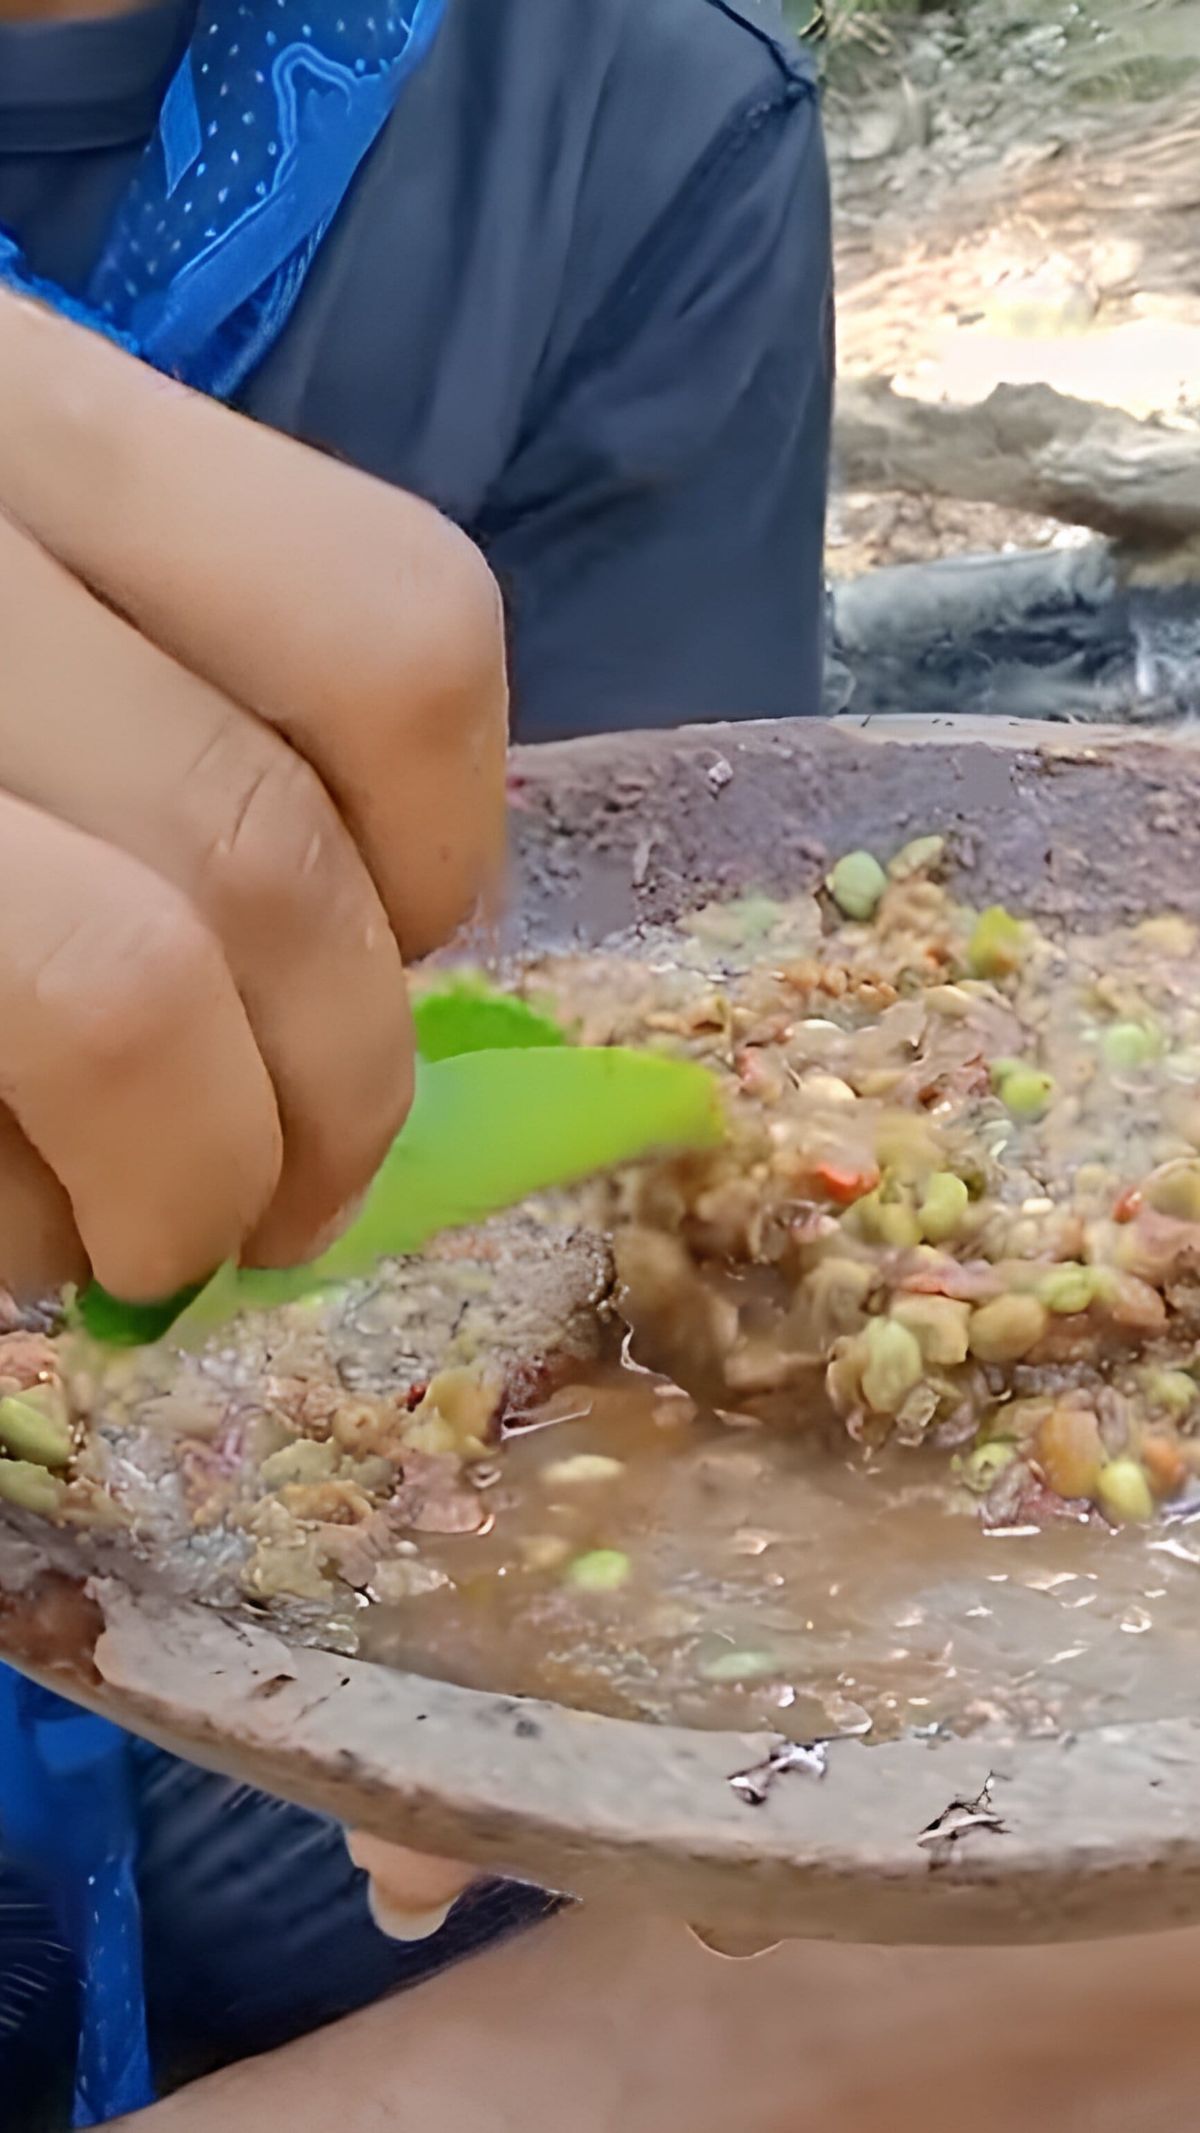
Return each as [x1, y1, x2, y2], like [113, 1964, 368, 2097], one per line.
[6, 834, 1200, 1742]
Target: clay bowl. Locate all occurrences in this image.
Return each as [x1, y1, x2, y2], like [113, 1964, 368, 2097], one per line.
[7, 714, 1200, 1949]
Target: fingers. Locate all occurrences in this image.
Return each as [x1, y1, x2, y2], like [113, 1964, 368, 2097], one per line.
[0, 791, 282, 1301]
[146, 464, 511, 960]
[0, 297, 509, 957]
[185, 711, 416, 1268]
[0, 1106, 87, 1300]
[144, 459, 509, 960]
[0, 511, 414, 1270]
[344, 1833, 479, 1942]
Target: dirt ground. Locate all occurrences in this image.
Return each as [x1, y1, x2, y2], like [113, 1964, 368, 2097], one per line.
[823, 0, 1200, 573]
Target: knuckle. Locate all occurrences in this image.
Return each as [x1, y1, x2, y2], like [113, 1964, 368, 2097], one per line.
[427, 524, 507, 681]
[417, 537, 508, 734]
[43, 887, 225, 1086]
[363, 523, 508, 751]
[199, 739, 361, 946]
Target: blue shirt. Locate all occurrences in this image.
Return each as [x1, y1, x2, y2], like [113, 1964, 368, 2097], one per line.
[0, 0, 832, 741]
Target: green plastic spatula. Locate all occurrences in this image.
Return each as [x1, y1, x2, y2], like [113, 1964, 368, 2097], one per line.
[76, 979, 723, 1348]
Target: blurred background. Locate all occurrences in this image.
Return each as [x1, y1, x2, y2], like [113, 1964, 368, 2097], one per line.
[793, 0, 1200, 723]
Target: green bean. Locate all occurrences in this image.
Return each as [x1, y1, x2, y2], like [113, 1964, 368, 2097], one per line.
[827, 851, 887, 923]
[1145, 1161, 1200, 1222]
[0, 1395, 72, 1470]
[1141, 1368, 1197, 1420]
[0, 1459, 66, 1517]
[888, 835, 946, 882]
[961, 1441, 1017, 1493]
[891, 1294, 971, 1367]
[1038, 1264, 1102, 1316]
[1096, 1459, 1155, 1526]
[855, 1190, 921, 1251]
[686, 896, 782, 948]
[802, 1256, 875, 1335]
[699, 1648, 780, 1684]
[995, 1065, 1055, 1120]
[859, 1318, 924, 1416]
[543, 1454, 625, 1488]
[1101, 1021, 1160, 1073]
[968, 906, 1026, 979]
[566, 1549, 633, 1594]
[918, 1171, 970, 1245]
[968, 1293, 1048, 1364]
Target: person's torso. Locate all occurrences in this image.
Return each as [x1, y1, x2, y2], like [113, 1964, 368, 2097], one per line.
[0, 0, 800, 528]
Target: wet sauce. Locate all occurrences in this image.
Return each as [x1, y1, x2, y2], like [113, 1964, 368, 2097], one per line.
[363, 1362, 1200, 1744]
[360, 885, 1200, 1743]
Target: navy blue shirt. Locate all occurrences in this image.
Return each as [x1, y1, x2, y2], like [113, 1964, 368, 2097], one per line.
[0, 0, 832, 741]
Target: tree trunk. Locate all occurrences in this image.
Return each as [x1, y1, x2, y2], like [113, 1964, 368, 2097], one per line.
[835, 377, 1200, 553]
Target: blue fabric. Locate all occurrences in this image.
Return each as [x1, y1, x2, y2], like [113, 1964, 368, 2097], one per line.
[0, 1682, 563, 2123]
[0, 0, 446, 398]
[0, 13, 449, 2118]
[0, 1669, 151, 2126]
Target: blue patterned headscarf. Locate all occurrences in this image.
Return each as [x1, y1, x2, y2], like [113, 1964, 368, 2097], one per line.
[0, 9, 447, 2120]
[0, 0, 447, 397]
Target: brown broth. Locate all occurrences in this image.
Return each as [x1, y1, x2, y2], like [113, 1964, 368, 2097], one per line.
[335, 891, 1200, 1734]
[362, 1363, 1200, 1744]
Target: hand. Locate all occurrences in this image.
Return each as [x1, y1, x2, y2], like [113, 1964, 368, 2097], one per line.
[0, 298, 507, 1301]
[0, 291, 508, 969]
[344, 1833, 479, 1941]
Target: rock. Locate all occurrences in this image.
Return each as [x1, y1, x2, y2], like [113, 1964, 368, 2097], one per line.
[846, 82, 931, 164]
[847, 106, 907, 164]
